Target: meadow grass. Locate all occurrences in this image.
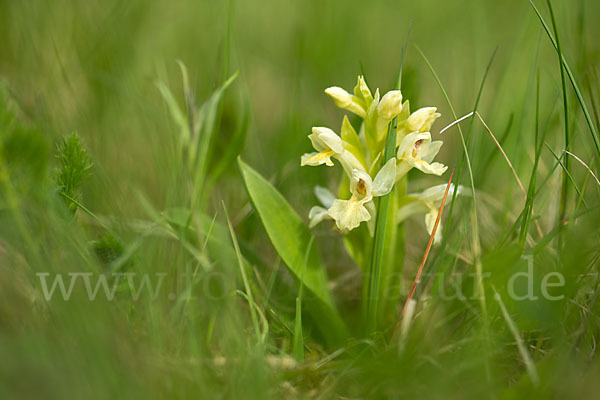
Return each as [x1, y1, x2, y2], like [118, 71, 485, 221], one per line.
[1, 0, 600, 398]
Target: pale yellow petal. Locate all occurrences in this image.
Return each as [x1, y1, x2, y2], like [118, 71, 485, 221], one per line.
[328, 198, 371, 231]
[420, 140, 443, 163]
[409, 159, 448, 176]
[372, 158, 396, 196]
[314, 128, 345, 154]
[314, 186, 336, 208]
[301, 151, 335, 167]
[424, 208, 442, 244]
[308, 206, 331, 228]
[396, 199, 429, 224]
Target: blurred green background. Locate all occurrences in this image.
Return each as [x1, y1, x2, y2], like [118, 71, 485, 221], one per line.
[2, 0, 598, 216]
[1, 0, 600, 398]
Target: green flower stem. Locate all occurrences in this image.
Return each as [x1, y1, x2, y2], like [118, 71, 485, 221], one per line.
[364, 27, 410, 335]
[365, 118, 398, 334]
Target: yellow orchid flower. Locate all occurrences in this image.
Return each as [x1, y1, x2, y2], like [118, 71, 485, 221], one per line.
[301, 127, 365, 173]
[328, 158, 396, 232]
[397, 184, 463, 244]
[396, 132, 448, 178]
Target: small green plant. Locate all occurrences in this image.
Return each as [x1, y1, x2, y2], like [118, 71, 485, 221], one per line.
[55, 133, 93, 214]
[301, 76, 456, 331]
[239, 72, 466, 340]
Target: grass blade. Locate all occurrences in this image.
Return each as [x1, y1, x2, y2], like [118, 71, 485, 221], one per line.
[224, 202, 261, 344]
[293, 237, 314, 361]
[546, 0, 570, 241]
[529, 0, 600, 158]
[544, 144, 589, 208]
[493, 289, 540, 386]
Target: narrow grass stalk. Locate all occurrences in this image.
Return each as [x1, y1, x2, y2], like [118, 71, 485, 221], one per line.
[432, 49, 496, 297]
[365, 120, 398, 334]
[493, 289, 540, 386]
[59, 191, 114, 234]
[414, 45, 479, 238]
[472, 111, 543, 238]
[397, 298, 416, 353]
[223, 202, 261, 344]
[520, 72, 542, 248]
[293, 237, 314, 361]
[565, 151, 600, 188]
[544, 144, 588, 208]
[546, 0, 570, 244]
[529, 0, 600, 157]
[364, 27, 411, 334]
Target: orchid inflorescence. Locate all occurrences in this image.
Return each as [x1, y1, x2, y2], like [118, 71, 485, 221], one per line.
[302, 76, 456, 243]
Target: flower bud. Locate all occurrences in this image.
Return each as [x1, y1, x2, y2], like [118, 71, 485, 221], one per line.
[325, 87, 366, 118]
[356, 76, 373, 103]
[325, 87, 353, 107]
[377, 90, 403, 120]
[406, 107, 441, 133]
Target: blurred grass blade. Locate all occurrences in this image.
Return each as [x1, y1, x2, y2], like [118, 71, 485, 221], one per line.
[206, 94, 250, 192]
[544, 144, 588, 208]
[155, 80, 189, 145]
[293, 237, 313, 361]
[224, 202, 262, 343]
[493, 289, 540, 386]
[565, 151, 600, 188]
[433, 49, 496, 296]
[238, 158, 348, 346]
[520, 73, 542, 248]
[546, 0, 570, 240]
[192, 71, 239, 208]
[529, 0, 600, 158]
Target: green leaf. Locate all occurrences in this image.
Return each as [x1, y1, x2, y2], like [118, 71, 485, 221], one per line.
[238, 158, 348, 346]
[155, 81, 189, 145]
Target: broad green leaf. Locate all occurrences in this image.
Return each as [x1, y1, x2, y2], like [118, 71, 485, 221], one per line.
[238, 158, 348, 346]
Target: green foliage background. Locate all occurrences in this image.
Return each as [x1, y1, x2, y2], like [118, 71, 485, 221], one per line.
[1, 0, 600, 398]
